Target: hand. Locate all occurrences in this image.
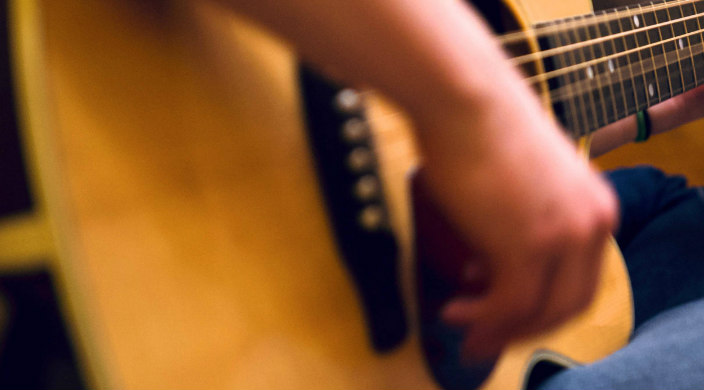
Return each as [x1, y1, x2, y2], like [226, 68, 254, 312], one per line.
[414, 70, 618, 362]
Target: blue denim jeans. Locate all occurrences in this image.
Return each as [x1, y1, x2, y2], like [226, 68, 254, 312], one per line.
[536, 166, 704, 389]
[536, 298, 704, 389]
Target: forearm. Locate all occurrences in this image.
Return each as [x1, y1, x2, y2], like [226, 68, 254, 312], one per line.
[216, 0, 537, 132]
[590, 87, 704, 157]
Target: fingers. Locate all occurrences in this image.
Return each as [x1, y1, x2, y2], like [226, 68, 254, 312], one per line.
[440, 172, 618, 362]
[523, 180, 616, 334]
[441, 255, 556, 360]
[524, 213, 609, 334]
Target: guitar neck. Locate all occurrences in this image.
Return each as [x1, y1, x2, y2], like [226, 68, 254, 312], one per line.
[511, 0, 704, 137]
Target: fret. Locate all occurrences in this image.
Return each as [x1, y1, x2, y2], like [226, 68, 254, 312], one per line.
[690, 1, 704, 87]
[655, 4, 684, 96]
[532, 0, 704, 135]
[611, 7, 641, 116]
[579, 15, 609, 129]
[636, 4, 663, 105]
[539, 24, 578, 135]
[589, 17, 614, 126]
[554, 25, 587, 136]
[625, 6, 658, 108]
[593, 10, 620, 123]
[562, 27, 598, 136]
[564, 23, 598, 135]
[670, 3, 696, 90]
[644, 4, 672, 100]
[598, 9, 627, 122]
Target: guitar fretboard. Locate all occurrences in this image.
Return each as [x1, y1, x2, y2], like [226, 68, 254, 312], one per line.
[517, 0, 704, 137]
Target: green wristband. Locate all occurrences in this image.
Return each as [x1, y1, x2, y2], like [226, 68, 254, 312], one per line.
[635, 110, 651, 143]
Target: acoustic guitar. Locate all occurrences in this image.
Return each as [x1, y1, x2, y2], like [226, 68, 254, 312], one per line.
[4, 0, 700, 388]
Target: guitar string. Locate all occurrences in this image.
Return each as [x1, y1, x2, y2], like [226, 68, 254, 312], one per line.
[369, 41, 700, 139]
[685, 0, 704, 85]
[553, 72, 694, 135]
[676, 0, 704, 89]
[623, 5, 649, 112]
[591, 13, 619, 129]
[665, 2, 687, 91]
[365, 2, 704, 138]
[562, 26, 592, 136]
[653, 3, 675, 98]
[523, 25, 704, 85]
[568, 25, 590, 135]
[641, 3, 666, 102]
[547, 41, 702, 102]
[498, 0, 699, 45]
[684, 1, 702, 83]
[584, 15, 611, 128]
[509, 8, 704, 66]
[526, 11, 702, 136]
[499, 0, 689, 44]
[364, 60, 695, 143]
[366, 41, 701, 137]
[604, 8, 631, 122]
[551, 28, 582, 134]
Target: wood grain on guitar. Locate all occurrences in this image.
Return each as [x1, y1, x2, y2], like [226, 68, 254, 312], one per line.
[22, 0, 704, 388]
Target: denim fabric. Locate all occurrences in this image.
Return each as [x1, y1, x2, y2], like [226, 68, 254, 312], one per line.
[536, 298, 704, 390]
[536, 166, 704, 389]
[608, 166, 704, 330]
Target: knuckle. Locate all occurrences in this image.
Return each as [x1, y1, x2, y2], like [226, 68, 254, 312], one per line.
[594, 185, 619, 229]
[559, 214, 592, 247]
[597, 198, 618, 231]
[564, 201, 614, 246]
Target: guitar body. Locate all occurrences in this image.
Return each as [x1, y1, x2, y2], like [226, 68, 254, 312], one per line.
[3, 0, 632, 388]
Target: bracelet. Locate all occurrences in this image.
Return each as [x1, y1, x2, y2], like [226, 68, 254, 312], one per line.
[635, 110, 651, 143]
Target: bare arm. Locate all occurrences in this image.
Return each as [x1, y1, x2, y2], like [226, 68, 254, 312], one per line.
[215, 0, 617, 359]
[591, 87, 704, 156]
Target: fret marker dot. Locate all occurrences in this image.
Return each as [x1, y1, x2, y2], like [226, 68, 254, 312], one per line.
[586, 66, 594, 79]
[648, 83, 655, 97]
[608, 59, 615, 73]
[633, 15, 640, 27]
[679, 38, 685, 50]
